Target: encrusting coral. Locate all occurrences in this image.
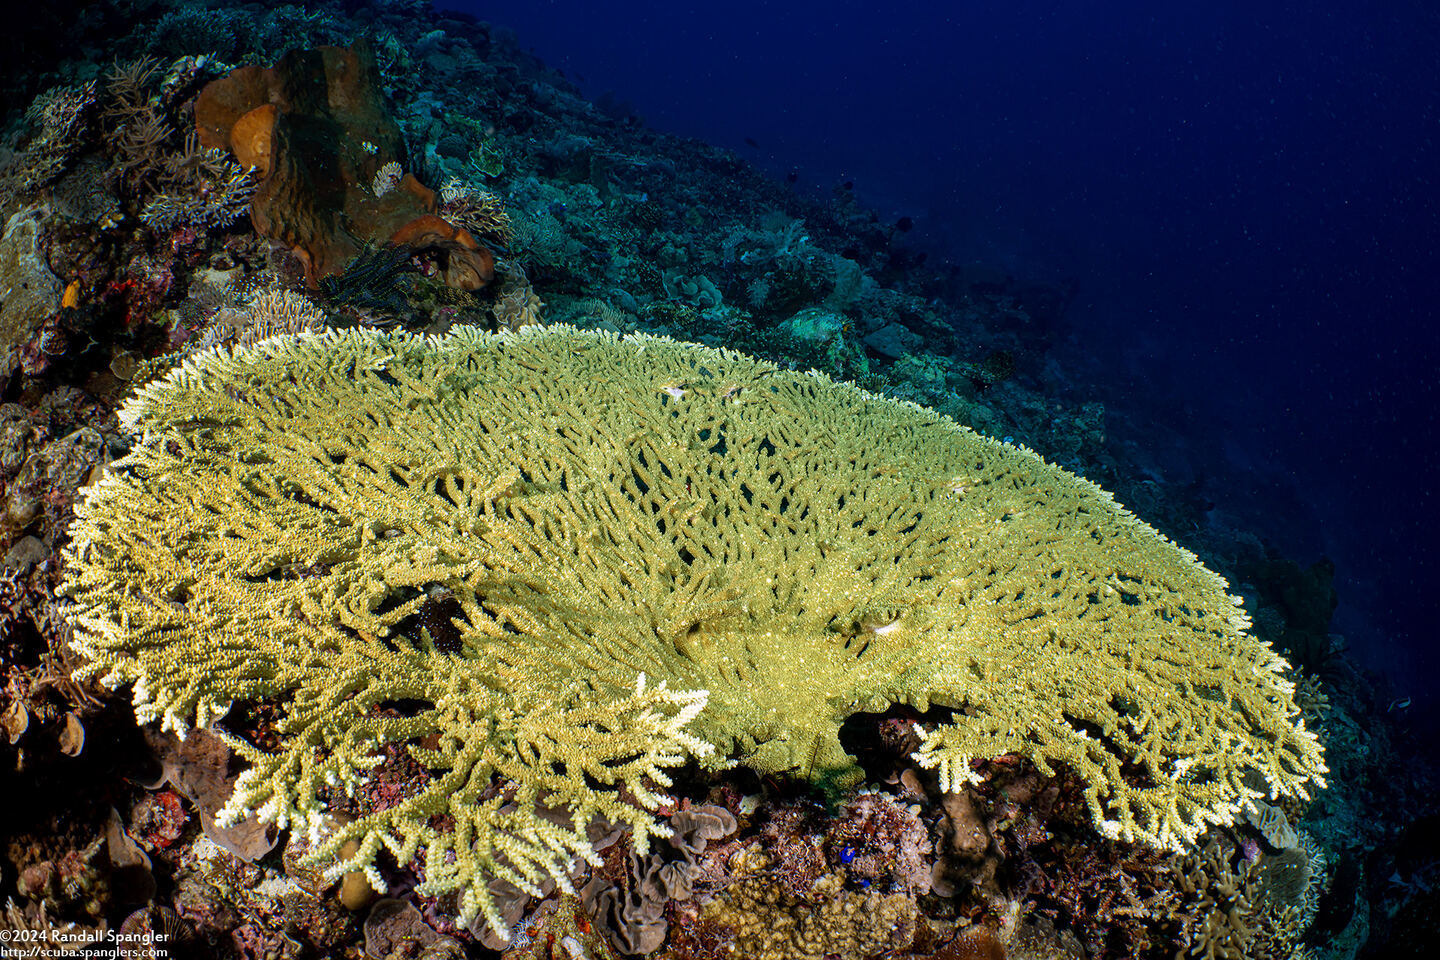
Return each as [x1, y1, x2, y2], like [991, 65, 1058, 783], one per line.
[701, 850, 917, 960]
[59, 324, 1325, 934]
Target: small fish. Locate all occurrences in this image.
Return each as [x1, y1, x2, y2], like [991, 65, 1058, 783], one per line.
[1388, 697, 1412, 712]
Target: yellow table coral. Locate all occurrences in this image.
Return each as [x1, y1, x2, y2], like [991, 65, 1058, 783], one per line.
[61, 324, 1325, 933]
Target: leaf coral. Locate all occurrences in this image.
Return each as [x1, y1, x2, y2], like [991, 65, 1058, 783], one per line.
[61, 325, 1325, 931]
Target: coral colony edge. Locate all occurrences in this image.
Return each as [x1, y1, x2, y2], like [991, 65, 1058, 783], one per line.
[0, 2, 1422, 958]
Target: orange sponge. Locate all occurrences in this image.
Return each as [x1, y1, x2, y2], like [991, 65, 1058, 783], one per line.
[229, 104, 277, 177]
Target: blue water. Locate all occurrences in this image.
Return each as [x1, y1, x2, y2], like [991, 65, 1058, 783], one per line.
[443, 1, 1438, 735]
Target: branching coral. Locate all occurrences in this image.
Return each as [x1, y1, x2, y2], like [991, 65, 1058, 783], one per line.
[98, 56, 256, 231]
[137, 135, 257, 232]
[103, 57, 172, 193]
[0, 79, 98, 204]
[62, 325, 1325, 933]
[1170, 839, 1317, 960]
[196, 285, 329, 352]
[439, 177, 514, 248]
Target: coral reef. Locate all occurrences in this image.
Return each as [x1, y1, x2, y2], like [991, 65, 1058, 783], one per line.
[140, 726, 279, 863]
[364, 897, 463, 958]
[0, 80, 98, 208]
[192, 284, 330, 352]
[0, 1, 1429, 956]
[700, 849, 917, 960]
[491, 262, 547, 331]
[1, 211, 64, 383]
[98, 57, 257, 234]
[581, 805, 737, 954]
[826, 791, 932, 895]
[439, 176, 514, 248]
[102, 55, 257, 233]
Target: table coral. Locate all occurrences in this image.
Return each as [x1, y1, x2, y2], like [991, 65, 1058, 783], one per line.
[61, 325, 1325, 932]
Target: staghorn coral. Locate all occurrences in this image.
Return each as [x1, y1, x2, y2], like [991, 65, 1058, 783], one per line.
[102, 58, 181, 191]
[62, 325, 1324, 932]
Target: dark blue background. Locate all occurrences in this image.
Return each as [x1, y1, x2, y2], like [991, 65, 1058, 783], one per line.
[443, 1, 1438, 726]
